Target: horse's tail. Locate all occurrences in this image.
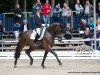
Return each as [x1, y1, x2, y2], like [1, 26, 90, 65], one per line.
[14, 42, 20, 59]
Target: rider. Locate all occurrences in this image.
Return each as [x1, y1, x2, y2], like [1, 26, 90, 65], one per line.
[33, 7, 44, 44]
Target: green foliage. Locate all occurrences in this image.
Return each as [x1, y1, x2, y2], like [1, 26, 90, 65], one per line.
[0, 0, 15, 13]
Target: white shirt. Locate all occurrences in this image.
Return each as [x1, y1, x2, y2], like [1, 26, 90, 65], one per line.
[75, 4, 83, 14]
[36, 13, 40, 18]
[97, 25, 100, 30]
[24, 25, 28, 32]
[85, 5, 90, 14]
[62, 7, 71, 16]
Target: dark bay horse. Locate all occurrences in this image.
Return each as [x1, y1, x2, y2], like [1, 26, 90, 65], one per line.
[14, 23, 62, 68]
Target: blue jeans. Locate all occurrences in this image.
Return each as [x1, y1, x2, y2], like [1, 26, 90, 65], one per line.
[52, 16, 61, 23]
[75, 14, 81, 30]
[62, 16, 67, 26]
[43, 15, 50, 26]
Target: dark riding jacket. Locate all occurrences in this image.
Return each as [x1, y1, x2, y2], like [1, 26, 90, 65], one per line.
[34, 13, 44, 28]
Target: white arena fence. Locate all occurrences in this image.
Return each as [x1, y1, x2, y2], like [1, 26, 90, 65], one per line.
[0, 51, 100, 60]
[0, 39, 100, 59]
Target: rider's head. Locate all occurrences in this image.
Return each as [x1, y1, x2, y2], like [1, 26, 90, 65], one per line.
[35, 7, 41, 14]
[16, 4, 20, 8]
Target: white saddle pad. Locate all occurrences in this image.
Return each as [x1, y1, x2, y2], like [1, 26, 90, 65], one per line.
[30, 29, 37, 40]
[38, 27, 46, 40]
[30, 27, 46, 40]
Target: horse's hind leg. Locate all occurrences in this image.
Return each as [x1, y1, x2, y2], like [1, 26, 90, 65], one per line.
[41, 50, 49, 68]
[25, 49, 33, 66]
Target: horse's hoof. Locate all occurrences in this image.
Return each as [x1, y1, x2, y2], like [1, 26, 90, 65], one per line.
[59, 62, 62, 66]
[30, 59, 33, 66]
[41, 65, 46, 69]
[30, 61, 33, 66]
[14, 65, 17, 68]
[42, 66, 46, 69]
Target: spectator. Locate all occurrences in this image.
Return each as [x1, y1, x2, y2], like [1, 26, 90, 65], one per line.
[64, 23, 72, 39]
[80, 19, 88, 32]
[87, 16, 94, 32]
[84, 0, 93, 22]
[42, 0, 52, 26]
[14, 4, 22, 23]
[21, 19, 29, 32]
[0, 21, 3, 39]
[0, 21, 3, 32]
[96, 2, 100, 19]
[33, 0, 42, 14]
[83, 27, 92, 46]
[0, 13, 3, 21]
[52, 3, 62, 23]
[75, 0, 83, 30]
[96, 19, 100, 50]
[62, 3, 71, 26]
[13, 22, 22, 39]
[96, 19, 100, 38]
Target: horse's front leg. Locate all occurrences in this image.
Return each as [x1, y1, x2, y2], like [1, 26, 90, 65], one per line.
[49, 49, 62, 66]
[41, 50, 48, 69]
[43, 46, 62, 67]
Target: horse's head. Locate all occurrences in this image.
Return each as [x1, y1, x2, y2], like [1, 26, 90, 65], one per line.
[47, 23, 63, 36]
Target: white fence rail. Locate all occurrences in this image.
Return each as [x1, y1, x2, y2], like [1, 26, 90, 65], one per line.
[0, 51, 100, 60]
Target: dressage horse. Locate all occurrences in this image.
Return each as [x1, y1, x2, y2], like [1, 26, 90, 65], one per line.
[14, 23, 63, 68]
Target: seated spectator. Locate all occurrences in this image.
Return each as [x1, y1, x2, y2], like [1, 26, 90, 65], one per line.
[52, 3, 62, 23]
[0, 21, 3, 39]
[96, 19, 100, 38]
[96, 19, 100, 50]
[87, 16, 94, 32]
[64, 23, 72, 39]
[21, 19, 29, 32]
[83, 27, 92, 46]
[13, 22, 22, 39]
[80, 19, 88, 32]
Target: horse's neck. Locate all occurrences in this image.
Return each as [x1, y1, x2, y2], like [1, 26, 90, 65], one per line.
[46, 27, 56, 37]
[44, 30, 55, 40]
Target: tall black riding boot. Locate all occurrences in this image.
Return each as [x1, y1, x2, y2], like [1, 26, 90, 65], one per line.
[34, 34, 40, 43]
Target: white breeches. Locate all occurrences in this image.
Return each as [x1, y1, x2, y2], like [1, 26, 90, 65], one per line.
[14, 31, 20, 39]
